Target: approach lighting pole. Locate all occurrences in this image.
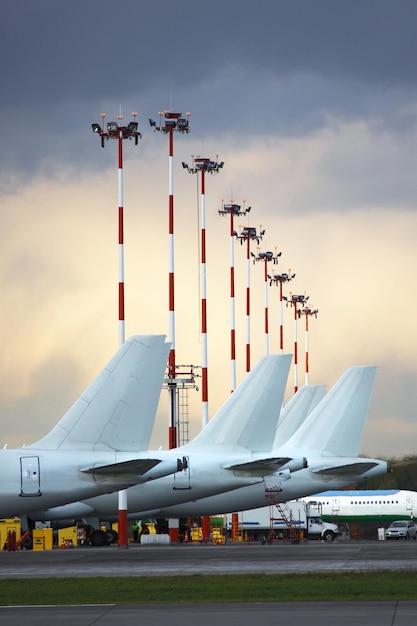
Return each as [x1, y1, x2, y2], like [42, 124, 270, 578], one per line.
[298, 306, 318, 385]
[218, 200, 251, 392]
[91, 111, 141, 550]
[287, 293, 309, 393]
[268, 271, 295, 353]
[183, 157, 224, 427]
[236, 225, 264, 372]
[149, 110, 190, 449]
[253, 248, 281, 354]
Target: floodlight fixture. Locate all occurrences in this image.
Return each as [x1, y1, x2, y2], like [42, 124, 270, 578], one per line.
[236, 224, 264, 246]
[254, 248, 281, 264]
[91, 111, 141, 148]
[183, 155, 223, 175]
[149, 110, 190, 134]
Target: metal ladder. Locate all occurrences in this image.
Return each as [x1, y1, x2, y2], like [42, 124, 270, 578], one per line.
[265, 493, 302, 544]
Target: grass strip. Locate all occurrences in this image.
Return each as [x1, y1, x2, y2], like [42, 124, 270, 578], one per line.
[1, 571, 417, 605]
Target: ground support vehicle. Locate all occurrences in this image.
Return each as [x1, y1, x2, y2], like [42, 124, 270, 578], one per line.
[226, 501, 339, 543]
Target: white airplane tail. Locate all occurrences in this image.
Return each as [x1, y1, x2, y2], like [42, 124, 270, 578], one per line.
[284, 366, 376, 457]
[273, 384, 326, 449]
[28, 335, 169, 452]
[185, 354, 292, 453]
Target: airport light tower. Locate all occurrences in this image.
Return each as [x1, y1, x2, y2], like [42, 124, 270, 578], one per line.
[149, 110, 190, 449]
[91, 112, 141, 347]
[298, 305, 318, 385]
[287, 293, 309, 393]
[253, 248, 281, 354]
[91, 111, 141, 550]
[218, 200, 251, 392]
[236, 225, 264, 372]
[268, 271, 295, 353]
[183, 157, 224, 427]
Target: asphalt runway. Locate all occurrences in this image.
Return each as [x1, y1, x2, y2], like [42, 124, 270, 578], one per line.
[1, 540, 417, 624]
[1, 538, 417, 578]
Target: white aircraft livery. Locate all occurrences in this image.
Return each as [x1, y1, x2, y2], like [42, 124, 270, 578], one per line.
[0, 335, 192, 518]
[30, 363, 389, 539]
[308, 489, 417, 523]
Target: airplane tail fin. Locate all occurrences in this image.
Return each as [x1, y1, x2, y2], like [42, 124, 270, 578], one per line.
[273, 384, 326, 449]
[185, 354, 292, 453]
[284, 366, 376, 457]
[28, 335, 170, 451]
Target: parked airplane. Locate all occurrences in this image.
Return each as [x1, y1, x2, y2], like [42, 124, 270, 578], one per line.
[306, 489, 417, 523]
[0, 334, 191, 518]
[273, 383, 326, 447]
[130, 366, 390, 519]
[29, 352, 296, 541]
[31, 364, 389, 541]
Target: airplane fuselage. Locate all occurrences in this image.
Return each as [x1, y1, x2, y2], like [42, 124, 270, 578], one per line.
[0, 448, 185, 518]
[28, 455, 389, 523]
[307, 489, 417, 523]
[143, 460, 390, 519]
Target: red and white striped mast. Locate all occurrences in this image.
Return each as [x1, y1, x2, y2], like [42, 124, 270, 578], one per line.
[269, 271, 295, 353]
[218, 200, 251, 392]
[299, 305, 318, 385]
[183, 157, 224, 427]
[253, 248, 281, 354]
[236, 224, 264, 373]
[91, 111, 141, 549]
[288, 293, 308, 393]
[149, 110, 190, 449]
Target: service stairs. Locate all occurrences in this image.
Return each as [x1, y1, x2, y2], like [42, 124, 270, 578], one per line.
[265, 490, 302, 544]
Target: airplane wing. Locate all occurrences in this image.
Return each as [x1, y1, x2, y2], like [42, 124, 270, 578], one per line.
[225, 457, 307, 473]
[80, 457, 184, 481]
[81, 458, 163, 476]
[312, 461, 382, 476]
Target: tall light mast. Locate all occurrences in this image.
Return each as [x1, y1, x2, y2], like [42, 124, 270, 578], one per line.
[218, 201, 251, 392]
[299, 305, 318, 385]
[236, 225, 264, 372]
[149, 110, 190, 449]
[253, 248, 281, 354]
[183, 157, 224, 427]
[91, 111, 141, 549]
[288, 293, 309, 393]
[268, 271, 295, 353]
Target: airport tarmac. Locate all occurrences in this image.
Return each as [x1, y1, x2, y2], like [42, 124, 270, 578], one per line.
[1, 538, 417, 578]
[1, 601, 417, 625]
[0, 541, 417, 624]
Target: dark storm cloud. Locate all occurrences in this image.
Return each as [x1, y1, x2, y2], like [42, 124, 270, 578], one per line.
[3, 0, 417, 105]
[2, 0, 417, 182]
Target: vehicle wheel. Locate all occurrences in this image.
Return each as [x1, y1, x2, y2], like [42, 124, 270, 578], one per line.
[22, 534, 33, 550]
[106, 529, 118, 544]
[405, 533, 409, 540]
[90, 529, 108, 547]
[323, 530, 334, 542]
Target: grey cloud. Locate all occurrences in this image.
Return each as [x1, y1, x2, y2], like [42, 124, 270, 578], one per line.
[3, 0, 417, 106]
[2, 0, 417, 195]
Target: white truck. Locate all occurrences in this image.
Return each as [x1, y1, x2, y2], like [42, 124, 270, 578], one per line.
[227, 501, 339, 542]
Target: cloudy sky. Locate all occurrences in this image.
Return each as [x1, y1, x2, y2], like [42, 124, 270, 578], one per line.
[1, 0, 416, 459]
